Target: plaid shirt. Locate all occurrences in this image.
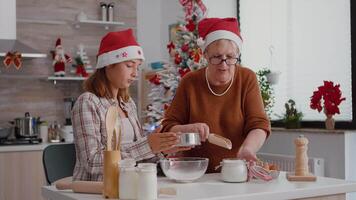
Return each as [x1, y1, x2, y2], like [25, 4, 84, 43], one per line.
[72, 92, 156, 181]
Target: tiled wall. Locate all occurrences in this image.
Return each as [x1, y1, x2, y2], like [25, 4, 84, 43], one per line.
[0, 0, 137, 124]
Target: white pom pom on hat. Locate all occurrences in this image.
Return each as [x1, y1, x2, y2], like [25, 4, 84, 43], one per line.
[96, 29, 145, 69]
[198, 17, 243, 52]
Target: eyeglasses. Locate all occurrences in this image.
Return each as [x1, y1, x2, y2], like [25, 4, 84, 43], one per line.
[208, 56, 241, 65]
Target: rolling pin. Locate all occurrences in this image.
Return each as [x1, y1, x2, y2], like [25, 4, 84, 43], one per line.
[55, 177, 103, 194]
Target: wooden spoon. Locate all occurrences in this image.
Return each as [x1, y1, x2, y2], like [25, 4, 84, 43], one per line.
[208, 134, 232, 150]
[105, 106, 118, 151]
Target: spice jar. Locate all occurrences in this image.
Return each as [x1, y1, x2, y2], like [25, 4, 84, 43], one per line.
[100, 2, 107, 21]
[119, 159, 138, 200]
[137, 163, 157, 200]
[107, 3, 114, 21]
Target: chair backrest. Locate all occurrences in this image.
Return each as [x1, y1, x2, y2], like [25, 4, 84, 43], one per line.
[43, 143, 76, 185]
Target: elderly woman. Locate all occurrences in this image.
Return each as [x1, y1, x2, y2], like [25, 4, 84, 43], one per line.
[161, 18, 271, 172]
[72, 29, 188, 181]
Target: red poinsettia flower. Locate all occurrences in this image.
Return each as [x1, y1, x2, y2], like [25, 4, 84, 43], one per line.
[310, 81, 346, 116]
[185, 19, 195, 32]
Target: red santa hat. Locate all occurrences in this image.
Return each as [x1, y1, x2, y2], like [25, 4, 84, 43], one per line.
[198, 17, 243, 52]
[96, 29, 145, 69]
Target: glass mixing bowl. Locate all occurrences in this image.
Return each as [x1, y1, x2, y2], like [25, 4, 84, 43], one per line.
[160, 157, 209, 182]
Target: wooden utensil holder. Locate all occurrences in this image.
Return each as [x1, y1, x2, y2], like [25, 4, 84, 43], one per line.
[103, 150, 121, 198]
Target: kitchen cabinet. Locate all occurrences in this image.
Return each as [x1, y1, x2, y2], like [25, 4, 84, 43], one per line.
[0, 150, 46, 200]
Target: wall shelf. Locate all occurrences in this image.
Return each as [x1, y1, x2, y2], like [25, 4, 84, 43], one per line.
[47, 76, 86, 84]
[74, 19, 125, 30]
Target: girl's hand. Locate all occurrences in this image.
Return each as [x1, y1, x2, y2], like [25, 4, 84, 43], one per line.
[147, 132, 179, 154]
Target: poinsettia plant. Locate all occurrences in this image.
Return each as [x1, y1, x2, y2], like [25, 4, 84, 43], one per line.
[310, 81, 346, 116]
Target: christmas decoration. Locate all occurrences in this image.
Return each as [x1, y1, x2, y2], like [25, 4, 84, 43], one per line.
[71, 44, 93, 77]
[72, 56, 89, 77]
[3, 51, 22, 70]
[51, 38, 72, 77]
[310, 81, 346, 129]
[76, 44, 94, 74]
[256, 68, 275, 118]
[96, 29, 144, 69]
[143, 0, 207, 131]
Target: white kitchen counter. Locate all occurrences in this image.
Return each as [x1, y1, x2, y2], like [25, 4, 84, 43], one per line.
[42, 172, 356, 200]
[0, 142, 72, 153]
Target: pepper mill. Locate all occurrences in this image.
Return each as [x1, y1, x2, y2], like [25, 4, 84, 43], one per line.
[295, 135, 309, 176]
[287, 135, 316, 181]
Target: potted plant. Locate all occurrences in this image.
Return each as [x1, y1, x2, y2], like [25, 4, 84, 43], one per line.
[283, 99, 303, 129]
[256, 68, 275, 118]
[310, 81, 346, 130]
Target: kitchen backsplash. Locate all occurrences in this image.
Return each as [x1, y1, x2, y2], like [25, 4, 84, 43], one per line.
[0, 0, 137, 124]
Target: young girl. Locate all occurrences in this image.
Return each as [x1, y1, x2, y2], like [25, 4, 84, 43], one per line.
[72, 29, 187, 181]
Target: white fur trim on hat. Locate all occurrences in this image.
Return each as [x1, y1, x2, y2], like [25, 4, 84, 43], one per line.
[202, 30, 242, 52]
[96, 46, 145, 69]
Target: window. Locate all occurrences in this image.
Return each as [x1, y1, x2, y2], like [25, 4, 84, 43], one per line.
[237, 0, 356, 129]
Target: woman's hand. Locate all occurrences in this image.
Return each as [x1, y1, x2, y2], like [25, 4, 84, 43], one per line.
[147, 132, 180, 154]
[170, 123, 210, 142]
[237, 145, 258, 161]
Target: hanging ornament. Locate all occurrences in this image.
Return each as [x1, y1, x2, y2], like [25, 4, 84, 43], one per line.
[181, 44, 189, 52]
[174, 54, 182, 65]
[149, 74, 161, 85]
[167, 42, 175, 53]
[3, 51, 22, 70]
[179, 68, 191, 77]
[185, 19, 196, 32]
[179, 0, 207, 20]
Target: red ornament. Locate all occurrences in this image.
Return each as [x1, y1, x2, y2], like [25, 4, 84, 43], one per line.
[149, 74, 161, 85]
[185, 19, 195, 32]
[310, 81, 346, 115]
[75, 64, 89, 77]
[174, 54, 182, 65]
[3, 51, 22, 70]
[189, 48, 202, 62]
[181, 44, 189, 52]
[179, 68, 191, 77]
[167, 42, 175, 53]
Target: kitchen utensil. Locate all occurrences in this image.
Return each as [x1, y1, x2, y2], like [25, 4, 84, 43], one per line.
[176, 132, 232, 150]
[103, 150, 120, 198]
[105, 106, 118, 150]
[176, 132, 201, 147]
[55, 177, 103, 194]
[116, 126, 121, 151]
[113, 129, 117, 151]
[160, 157, 208, 182]
[218, 159, 248, 182]
[13, 112, 40, 138]
[208, 134, 232, 150]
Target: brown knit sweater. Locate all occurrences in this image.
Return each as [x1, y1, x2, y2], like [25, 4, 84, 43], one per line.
[161, 65, 271, 173]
